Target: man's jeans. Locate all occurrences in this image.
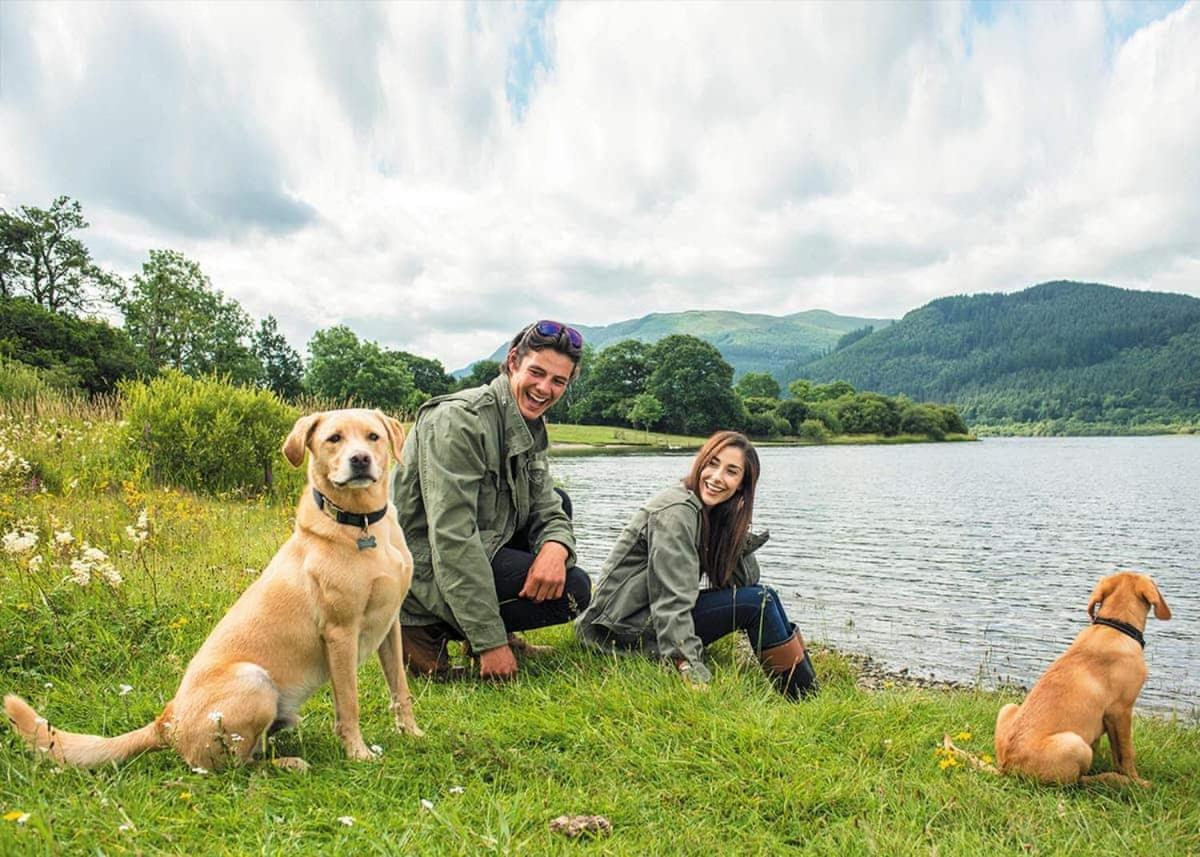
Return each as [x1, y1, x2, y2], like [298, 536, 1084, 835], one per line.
[691, 584, 794, 652]
[492, 488, 591, 634]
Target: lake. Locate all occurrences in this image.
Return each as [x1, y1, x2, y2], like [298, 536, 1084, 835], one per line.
[551, 436, 1199, 715]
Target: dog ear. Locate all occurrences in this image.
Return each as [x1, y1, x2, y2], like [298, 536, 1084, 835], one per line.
[376, 410, 406, 461]
[1137, 577, 1172, 621]
[1086, 576, 1117, 619]
[283, 413, 321, 467]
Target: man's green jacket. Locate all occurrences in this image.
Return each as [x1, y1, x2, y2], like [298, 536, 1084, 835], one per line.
[392, 374, 577, 652]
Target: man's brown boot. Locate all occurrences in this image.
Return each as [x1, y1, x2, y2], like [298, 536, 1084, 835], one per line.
[402, 623, 466, 680]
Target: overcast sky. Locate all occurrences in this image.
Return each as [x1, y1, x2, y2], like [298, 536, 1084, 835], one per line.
[3, 1, 1197, 370]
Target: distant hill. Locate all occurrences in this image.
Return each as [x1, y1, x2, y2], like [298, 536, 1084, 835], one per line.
[794, 281, 1200, 429]
[462, 309, 893, 380]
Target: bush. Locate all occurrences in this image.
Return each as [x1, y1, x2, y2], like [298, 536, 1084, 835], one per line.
[121, 371, 298, 495]
[797, 419, 829, 442]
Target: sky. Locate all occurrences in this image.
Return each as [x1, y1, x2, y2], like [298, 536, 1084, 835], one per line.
[2, 0, 1197, 371]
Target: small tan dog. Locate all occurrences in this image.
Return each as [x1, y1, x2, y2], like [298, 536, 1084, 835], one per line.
[994, 571, 1170, 786]
[5, 409, 422, 771]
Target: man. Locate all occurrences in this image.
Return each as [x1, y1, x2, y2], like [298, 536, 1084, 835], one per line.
[393, 320, 592, 680]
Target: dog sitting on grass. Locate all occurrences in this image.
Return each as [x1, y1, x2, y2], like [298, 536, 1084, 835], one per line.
[993, 571, 1170, 786]
[6, 409, 422, 771]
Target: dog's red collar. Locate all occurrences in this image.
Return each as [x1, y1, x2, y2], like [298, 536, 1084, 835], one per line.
[1091, 616, 1145, 649]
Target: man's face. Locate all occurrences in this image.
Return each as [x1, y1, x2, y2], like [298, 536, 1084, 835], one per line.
[507, 348, 575, 420]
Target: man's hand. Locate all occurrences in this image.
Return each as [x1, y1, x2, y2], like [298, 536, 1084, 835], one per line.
[478, 644, 518, 680]
[518, 541, 568, 603]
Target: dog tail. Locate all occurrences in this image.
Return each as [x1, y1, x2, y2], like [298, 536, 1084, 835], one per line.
[5, 694, 167, 768]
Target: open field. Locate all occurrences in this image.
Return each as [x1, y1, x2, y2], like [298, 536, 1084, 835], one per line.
[1, 412, 1196, 855]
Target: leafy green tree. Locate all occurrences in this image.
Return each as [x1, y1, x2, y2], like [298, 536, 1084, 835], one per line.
[0, 296, 140, 393]
[647, 335, 745, 435]
[304, 325, 415, 413]
[397, 353, 454, 398]
[776, 398, 812, 431]
[456, 359, 501, 390]
[742, 396, 780, 417]
[115, 250, 260, 384]
[836, 392, 900, 435]
[0, 196, 118, 314]
[569, 339, 649, 425]
[810, 380, 856, 401]
[735, 372, 780, 400]
[548, 342, 595, 423]
[625, 392, 663, 439]
[787, 378, 814, 401]
[252, 315, 304, 400]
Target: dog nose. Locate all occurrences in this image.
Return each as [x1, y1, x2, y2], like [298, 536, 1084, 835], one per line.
[350, 453, 371, 472]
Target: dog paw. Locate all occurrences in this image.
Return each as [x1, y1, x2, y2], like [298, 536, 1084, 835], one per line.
[271, 756, 310, 773]
[345, 742, 380, 761]
[398, 721, 425, 739]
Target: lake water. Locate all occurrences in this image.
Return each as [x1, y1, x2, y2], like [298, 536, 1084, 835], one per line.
[551, 437, 1199, 715]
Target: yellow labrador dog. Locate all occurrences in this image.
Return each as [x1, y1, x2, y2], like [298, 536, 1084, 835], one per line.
[994, 571, 1170, 786]
[6, 409, 422, 771]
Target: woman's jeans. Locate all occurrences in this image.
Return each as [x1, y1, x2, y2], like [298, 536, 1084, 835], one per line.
[691, 585, 794, 652]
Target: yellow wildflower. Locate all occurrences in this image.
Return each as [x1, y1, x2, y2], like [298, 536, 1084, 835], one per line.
[955, 731, 972, 742]
[938, 757, 958, 770]
[179, 792, 192, 801]
[982, 754, 995, 765]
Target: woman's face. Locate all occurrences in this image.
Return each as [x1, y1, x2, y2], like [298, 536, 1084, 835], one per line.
[697, 445, 745, 507]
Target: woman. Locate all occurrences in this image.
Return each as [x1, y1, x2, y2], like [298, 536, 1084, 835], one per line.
[576, 431, 818, 699]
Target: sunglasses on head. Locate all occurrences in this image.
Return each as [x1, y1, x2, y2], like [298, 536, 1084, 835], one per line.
[532, 319, 584, 350]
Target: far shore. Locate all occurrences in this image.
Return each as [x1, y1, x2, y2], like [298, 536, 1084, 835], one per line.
[548, 425, 977, 455]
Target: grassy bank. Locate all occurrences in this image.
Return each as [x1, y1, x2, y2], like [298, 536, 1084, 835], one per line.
[2, 415, 1195, 854]
[547, 423, 975, 453]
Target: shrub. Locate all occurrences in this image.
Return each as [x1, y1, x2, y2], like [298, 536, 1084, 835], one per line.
[797, 419, 829, 442]
[121, 371, 298, 495]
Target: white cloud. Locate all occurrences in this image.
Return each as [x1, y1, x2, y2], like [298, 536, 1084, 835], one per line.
[1, 0, 1196, 370]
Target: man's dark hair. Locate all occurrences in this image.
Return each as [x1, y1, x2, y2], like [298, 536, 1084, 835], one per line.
[502, 321, 583, 380]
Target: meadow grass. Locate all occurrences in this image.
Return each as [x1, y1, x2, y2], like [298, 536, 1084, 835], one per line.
[1, 413, 1196, 855]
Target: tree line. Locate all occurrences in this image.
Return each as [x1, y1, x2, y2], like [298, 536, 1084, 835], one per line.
[1, 195, 967, 438]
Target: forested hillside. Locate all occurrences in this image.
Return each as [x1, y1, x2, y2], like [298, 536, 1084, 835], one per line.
[795, 281, 1200, 431]
[479, 308, 893, 380]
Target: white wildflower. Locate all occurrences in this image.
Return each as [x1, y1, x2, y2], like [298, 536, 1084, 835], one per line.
[16, 812, 31, 825]
[191, 766, 209, 775]
[337, 816, 355, 827]
[118, 823, 133, 833]
[67, 557, 91, 586]
[43, 682, 52, 689]
[27, 555, 44, 572]
[370, 744, 383, 755]
[118, 684, 133, 696]
[449, 786, 465, 795]
[2, 528, 38, 555]
[420, 799, 434, 811]
[54, 530, 74, 546]
[208, 711, 223, 723]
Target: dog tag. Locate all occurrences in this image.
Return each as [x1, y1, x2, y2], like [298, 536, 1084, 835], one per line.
[357, 534, 377, 551]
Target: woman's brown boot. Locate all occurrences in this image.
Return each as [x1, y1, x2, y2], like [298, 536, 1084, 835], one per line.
[759, 625, 818, 700]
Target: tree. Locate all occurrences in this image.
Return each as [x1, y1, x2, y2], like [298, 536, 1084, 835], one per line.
[646, 335, 745, 435]
[397, 353, 454, 398]
[787, 378, 813, 401]
[735, 371, 780, 400]
[810, 380, 856, 401]
[456, 360, 501, 390]
[304, 325, 415, 413]
[253, 315, 304, 400]
[115, 249, 260, 384]
[569, 339, 650, 425]
[0, 296, 141, 393]
[625, 392, 663, 439]
[0, 196, 118, 314]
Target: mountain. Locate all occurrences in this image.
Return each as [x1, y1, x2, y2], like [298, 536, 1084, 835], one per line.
[793, 281, 1200, 429]
[465, 309, 893, 380]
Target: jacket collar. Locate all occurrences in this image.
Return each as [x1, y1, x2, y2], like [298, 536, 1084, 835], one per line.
[489, 374, 543, 457]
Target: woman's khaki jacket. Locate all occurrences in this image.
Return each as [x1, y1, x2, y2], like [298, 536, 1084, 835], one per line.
[575, 484, 768, 682]
[392, 375, 576, 652]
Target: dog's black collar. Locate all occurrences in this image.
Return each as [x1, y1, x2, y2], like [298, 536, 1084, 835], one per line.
[1092, 616, 1145, 649]
[311, 488, 388, 530]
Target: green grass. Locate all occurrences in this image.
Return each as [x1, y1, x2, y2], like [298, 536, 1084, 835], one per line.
[1, 414, 1195, 855]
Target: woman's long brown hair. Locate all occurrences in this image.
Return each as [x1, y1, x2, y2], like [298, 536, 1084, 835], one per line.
[682, 431, 760, 588]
